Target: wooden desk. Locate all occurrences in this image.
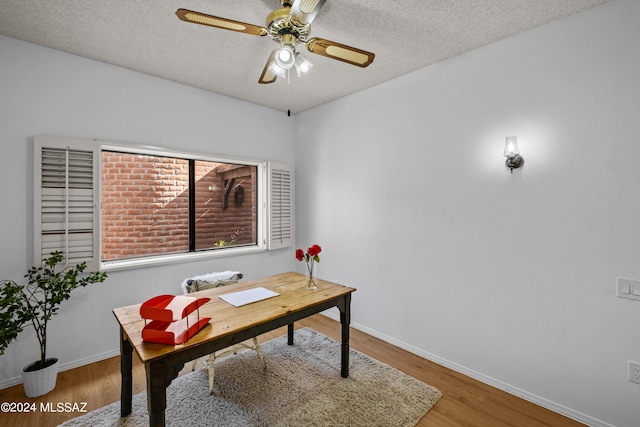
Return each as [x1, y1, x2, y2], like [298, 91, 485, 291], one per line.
[113, 272, 356, 427]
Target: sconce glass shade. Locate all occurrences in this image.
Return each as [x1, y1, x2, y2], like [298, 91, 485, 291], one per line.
[504, 136, 520, 157]
[504, 136, 524, 172]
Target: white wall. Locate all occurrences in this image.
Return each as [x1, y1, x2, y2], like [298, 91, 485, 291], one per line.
[0, 35, 296, 386]
[295, 0, 640, 426]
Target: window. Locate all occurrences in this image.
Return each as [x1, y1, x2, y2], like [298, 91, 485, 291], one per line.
[34, 136, 293, 270]
[101, 152, 259, 261]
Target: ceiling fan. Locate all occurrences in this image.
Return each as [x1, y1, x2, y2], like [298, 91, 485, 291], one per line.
[175, 0, 375, 84]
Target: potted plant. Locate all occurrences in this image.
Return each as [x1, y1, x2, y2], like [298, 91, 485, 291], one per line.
[0, 251, 107, 397]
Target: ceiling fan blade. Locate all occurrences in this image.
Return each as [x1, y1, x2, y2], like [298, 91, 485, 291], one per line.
[289, 0, 326, 27]
[306, 38, 375, 68]
[176, 9, 268, 37]
[258, 51, 278, 84]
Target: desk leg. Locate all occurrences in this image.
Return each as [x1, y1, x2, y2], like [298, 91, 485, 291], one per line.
[145, 359, 183, 427]
[146, 360, 167, 427]
[337, 293, 352, 378]
[120, 328, 133, 417]
[287, 323, 294, 345]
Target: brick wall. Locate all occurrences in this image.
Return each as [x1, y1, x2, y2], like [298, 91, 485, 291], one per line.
[101, 152, 256, 261]
[193, 160, 256, 250]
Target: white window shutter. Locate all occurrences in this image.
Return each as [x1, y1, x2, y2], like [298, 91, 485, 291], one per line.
[34, 136, 100, 270]
[267, 162, 294, 250]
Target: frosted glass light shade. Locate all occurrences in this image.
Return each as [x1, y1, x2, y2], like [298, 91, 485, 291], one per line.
[274, 45, 295, 70]
[268, 61, 287, 78]
[504, 136, 520, 157]
[294, 53, 313, 77]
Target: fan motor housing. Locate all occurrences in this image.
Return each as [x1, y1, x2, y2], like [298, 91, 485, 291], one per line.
[266, 7, 310, 43]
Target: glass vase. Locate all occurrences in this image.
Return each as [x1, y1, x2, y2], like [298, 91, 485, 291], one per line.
[305, 263, 318, 290]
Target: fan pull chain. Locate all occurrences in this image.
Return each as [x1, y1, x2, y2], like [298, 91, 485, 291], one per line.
[287, 69, 291, 117]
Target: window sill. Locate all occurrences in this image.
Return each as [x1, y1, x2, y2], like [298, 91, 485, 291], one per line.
[100, 245, 265, 272]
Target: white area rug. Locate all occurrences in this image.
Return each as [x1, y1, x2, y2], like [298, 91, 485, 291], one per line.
[60, 328, 441, 426]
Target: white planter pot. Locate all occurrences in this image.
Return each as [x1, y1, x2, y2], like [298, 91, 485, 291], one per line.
[21, 358, 59, 398]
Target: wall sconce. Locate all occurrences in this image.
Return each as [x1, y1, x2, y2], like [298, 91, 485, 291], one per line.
[504, 136, 524, 173]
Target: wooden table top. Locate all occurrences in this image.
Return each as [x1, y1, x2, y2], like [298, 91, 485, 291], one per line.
[113, 271, 356, 363]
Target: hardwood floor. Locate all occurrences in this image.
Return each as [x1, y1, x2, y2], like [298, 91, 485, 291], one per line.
[0, 314, 584, 427]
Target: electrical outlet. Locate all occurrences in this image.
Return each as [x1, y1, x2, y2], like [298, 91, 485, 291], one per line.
[629, 361, 640, 384]
[617, 277, 640, 300]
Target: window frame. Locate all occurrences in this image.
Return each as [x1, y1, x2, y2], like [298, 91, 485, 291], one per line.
[34, 136, 293, 272]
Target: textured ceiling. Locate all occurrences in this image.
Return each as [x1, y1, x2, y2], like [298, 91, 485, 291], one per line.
[0, 0, 608, 114]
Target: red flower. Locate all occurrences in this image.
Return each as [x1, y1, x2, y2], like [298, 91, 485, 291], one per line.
[307, 244, 321, 257]
[295, 244, 322, 263]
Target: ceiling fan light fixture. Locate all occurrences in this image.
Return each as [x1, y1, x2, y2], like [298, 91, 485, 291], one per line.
[274, 44, 296, 69]
[176, 2, 376, 86]
[294, 52, 313, 77]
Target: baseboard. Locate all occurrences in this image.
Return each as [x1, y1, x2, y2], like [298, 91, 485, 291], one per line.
[320, 311, 613, 427]
[0, 348, 120, 391]
[0, 312, 615, 427]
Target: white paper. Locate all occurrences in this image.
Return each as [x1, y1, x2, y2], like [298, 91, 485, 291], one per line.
[219, 287, 280, 307]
